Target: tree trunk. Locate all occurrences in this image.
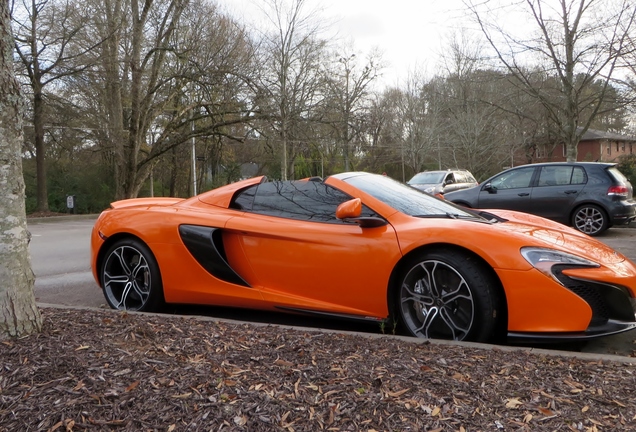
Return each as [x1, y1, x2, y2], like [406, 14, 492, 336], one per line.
[0, 0, 42, 339]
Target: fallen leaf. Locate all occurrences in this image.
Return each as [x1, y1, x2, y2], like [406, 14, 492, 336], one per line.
[274, 359, 294, 367]
[505, 398, 523, 409]
[125, 381, 140, 392]
[386, 388, 410, 397]
[537, 407, 555, 416]
[47, 421, 63, 432]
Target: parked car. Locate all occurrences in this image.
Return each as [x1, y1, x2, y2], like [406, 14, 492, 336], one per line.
[91, 172, 636, 343]
[407, 169, 478, 195]
[444, 162, 636, 236]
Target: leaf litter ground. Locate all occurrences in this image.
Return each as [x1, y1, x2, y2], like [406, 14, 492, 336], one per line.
[1, 308, 636, 431]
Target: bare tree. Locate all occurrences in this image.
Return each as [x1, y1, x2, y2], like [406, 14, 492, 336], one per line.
[75, 0, 256, 199]
[0, 0, 42, 338]
[469, 0, 636, 161]
[257, 0, 327, 180]
[391, 73, 441, 179]
[324, 49, 381, 171]
[12, 0, 98, 212]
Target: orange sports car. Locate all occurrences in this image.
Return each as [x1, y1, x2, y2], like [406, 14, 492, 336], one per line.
[90, 172, 636, 343]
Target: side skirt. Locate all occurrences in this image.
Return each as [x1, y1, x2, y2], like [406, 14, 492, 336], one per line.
[276, 306, 385, 323]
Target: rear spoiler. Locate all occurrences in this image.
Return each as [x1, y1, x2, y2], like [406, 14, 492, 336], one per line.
[110, 197, 184, 209]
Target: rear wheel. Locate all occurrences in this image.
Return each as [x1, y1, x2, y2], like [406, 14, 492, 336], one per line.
[395, 250, 501, 342]
[100, 238, 164, 311]
[572, 204, 608, 236]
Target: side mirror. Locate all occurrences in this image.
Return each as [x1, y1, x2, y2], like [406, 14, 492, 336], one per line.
[336, 198, 362, 219]
[483, 183, 497, 194]
[336, 198, 387, 228]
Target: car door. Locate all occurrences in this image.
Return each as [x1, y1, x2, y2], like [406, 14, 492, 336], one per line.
[223, 180, 402, 319]
[443, 172, 461, 193]
[477, 166, 537, 213]
[529, 165, 586, 224]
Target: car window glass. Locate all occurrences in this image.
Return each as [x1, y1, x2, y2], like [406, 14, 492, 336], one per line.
[607, 166, 628, 184]
[538, 166, 568, 186]
[538, 166, 587, 186]
[409, 172, 445, 184]
[571, 167, 587, 184]
[234, 180, 377, 223]
[232, 184, 258, 210]
[490, 167, 534, 189]
[343, 174, 482, 218]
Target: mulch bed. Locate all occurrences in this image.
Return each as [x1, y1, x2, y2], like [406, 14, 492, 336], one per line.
[2, 308, 636, 431]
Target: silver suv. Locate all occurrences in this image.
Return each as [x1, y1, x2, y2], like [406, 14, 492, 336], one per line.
[408, 169, 478, 195]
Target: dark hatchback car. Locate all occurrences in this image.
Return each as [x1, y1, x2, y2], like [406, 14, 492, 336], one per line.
[444, 162, 636, 236]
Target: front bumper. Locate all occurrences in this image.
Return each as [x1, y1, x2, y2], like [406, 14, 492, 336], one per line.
[508, 320, 636, 341]
[499, 262, 636, 338]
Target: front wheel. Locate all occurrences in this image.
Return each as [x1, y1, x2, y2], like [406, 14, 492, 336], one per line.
[572, 204, 608, 236]
[100, 238, 164, 311]
[395, 250, 502, 342]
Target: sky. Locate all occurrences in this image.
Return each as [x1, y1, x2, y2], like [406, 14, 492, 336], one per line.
[220, 0, 474, 88]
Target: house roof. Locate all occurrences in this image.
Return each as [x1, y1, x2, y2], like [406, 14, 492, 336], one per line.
[579, 128, 636, 142]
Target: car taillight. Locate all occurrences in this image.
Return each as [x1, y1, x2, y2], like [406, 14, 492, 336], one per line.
[607, 185, 628, 197]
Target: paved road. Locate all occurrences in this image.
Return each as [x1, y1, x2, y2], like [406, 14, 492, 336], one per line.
[29, 217, 103, 308]
[27, 216, 636, 356]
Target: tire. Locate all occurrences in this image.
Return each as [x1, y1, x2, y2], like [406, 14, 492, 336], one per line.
[100, 238, 164, 312]
[571, 204, 608, 236]
[394, 250, 501, 342]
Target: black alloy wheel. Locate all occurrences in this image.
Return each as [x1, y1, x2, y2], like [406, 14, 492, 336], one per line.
[396, 250, 501, 342]
[100, 238, 164, 311]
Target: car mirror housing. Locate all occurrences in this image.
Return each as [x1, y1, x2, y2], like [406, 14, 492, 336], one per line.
[336, 198, 362, 219]
[336, 198, 387, 228]
[483, 183, 497, 193]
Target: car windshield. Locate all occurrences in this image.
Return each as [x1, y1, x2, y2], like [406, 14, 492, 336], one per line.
[408, 172, 445, 184]
[341, 173, 486, 220]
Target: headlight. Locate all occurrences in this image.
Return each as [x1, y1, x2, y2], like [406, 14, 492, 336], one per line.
[520, 247, 600, 283]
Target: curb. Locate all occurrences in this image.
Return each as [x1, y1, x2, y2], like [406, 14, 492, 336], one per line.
[36, 303, 636, 365]
[27, 214, 99, 224]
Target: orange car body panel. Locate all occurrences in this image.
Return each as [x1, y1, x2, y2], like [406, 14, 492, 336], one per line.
[91, 174, 636, 336]
[223, 211, 400, 318]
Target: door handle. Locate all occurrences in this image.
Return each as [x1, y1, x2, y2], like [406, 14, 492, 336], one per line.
[564, 190, 578, 194]
[517, 193, 530, 196]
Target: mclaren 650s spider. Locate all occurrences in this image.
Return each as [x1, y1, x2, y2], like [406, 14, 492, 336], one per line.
[91, 172, 636, 343]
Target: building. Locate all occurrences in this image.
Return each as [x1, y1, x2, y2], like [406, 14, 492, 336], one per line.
[536, 128, 636, 162]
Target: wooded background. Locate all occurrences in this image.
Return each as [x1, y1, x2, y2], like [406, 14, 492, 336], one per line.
[11, 0, 636, 214]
